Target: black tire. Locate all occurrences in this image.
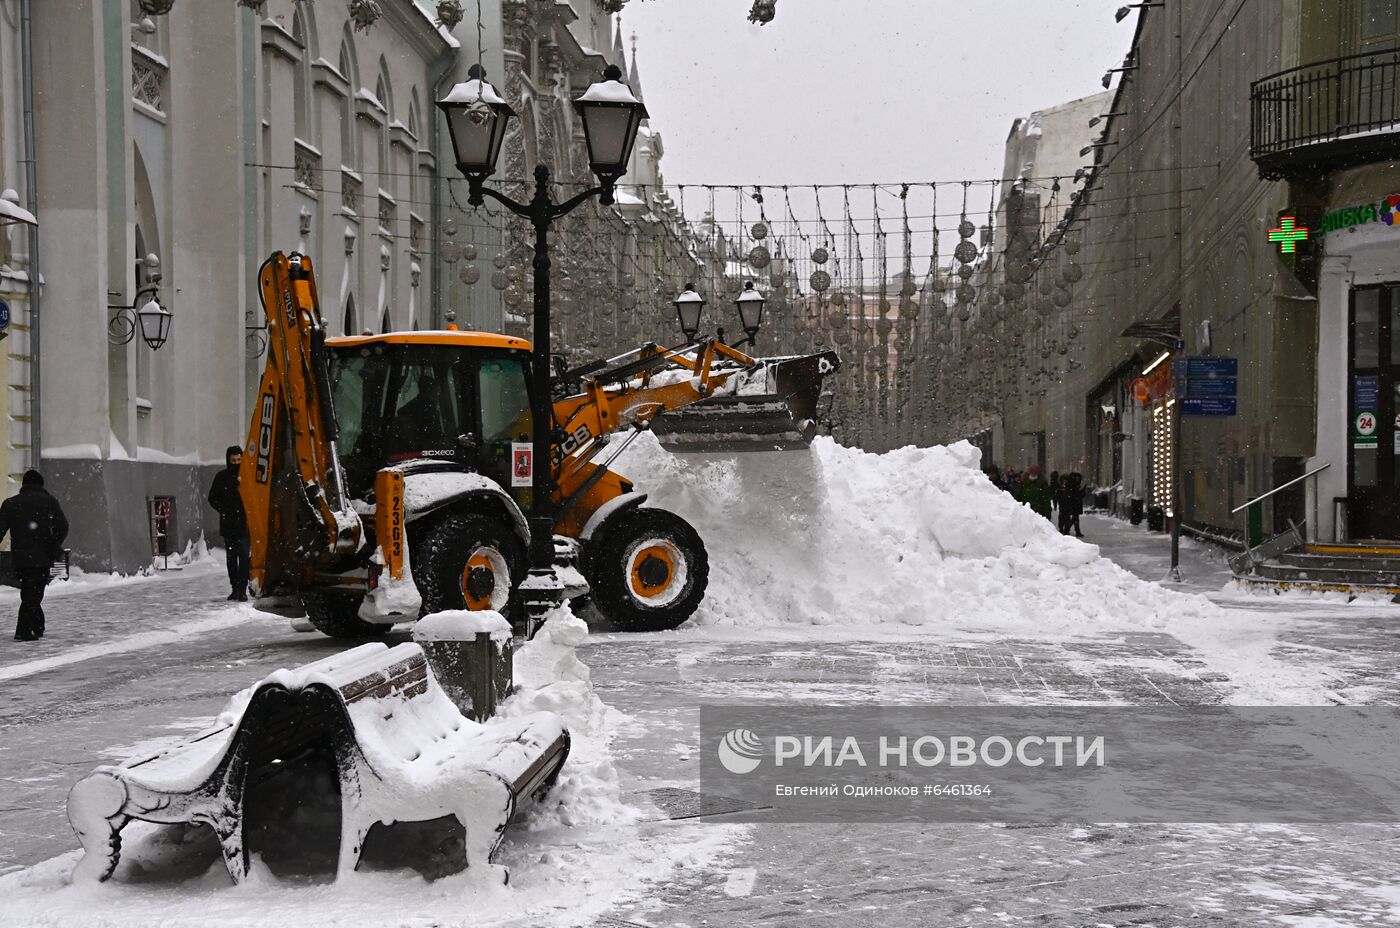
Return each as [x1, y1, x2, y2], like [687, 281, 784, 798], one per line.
[413, 514, 527, 619]
[584, 507, 708, 632]
[302, 590, 388, 640]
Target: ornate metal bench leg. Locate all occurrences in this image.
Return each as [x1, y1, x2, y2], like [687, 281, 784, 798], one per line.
[67, 772, 129, 883]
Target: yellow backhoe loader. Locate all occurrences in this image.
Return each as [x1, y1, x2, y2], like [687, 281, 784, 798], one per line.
[241, 252, 838, 637]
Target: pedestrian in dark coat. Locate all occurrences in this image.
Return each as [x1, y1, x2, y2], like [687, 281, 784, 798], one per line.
[1020, 465, 1054, 521]
[0, 470, 69, 641]
[1060, 472, 1086, 537]
[208, 445, 250, 601]
[1003, 467, 1021, 501]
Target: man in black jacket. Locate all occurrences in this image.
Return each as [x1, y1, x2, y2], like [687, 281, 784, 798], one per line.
[0, 470, 69, 641]
[207, 445, 250, 601]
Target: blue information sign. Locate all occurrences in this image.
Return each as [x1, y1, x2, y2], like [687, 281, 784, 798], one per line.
[1181, 398, 1238, 417]
[1354, 375, 1380, 409]
[1183, 377, 1238, 399]
[1184, 357, 1238, 378]
[0, 301, 9, 332]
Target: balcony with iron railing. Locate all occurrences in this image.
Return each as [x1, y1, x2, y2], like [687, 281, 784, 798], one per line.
[1250, 47, 1400, 180]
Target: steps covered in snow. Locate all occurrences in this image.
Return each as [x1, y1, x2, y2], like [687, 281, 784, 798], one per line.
[1234, 543, 1400, 597]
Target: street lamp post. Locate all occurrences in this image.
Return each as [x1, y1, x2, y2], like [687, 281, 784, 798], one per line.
[438, 63, 647, 628]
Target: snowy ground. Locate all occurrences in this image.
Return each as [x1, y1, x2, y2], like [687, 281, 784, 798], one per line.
[1, 439, 1399, 926]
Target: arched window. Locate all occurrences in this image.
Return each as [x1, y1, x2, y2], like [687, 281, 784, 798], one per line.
[407, 90, 422, 205]
[375, 66, 392, 175]
[343, 293, 357, 336]
[381, 306, 391, 334]
[291, 9, 312, 144]
[339, 37, 358, 168]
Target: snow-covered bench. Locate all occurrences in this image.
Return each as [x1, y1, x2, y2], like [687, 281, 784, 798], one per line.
[66, 642, 569, 884]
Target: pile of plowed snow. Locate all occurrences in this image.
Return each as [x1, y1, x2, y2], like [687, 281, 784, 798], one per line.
[613, 434, 1219, 632]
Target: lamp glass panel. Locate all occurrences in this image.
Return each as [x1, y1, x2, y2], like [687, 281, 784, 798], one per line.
[448, 109, 502, 171]
[138, 302, 171, 347]
[677, 299, 703, 335]
[737, 297, 765, 332]
[581, 106, 636, 170]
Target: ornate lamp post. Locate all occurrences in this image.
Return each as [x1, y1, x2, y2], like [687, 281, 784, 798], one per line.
[438, 63, 647, 626]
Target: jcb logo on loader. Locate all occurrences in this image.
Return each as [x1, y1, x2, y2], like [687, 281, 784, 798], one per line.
[255, 393, 276, 483]
[551, 424, 593, 467]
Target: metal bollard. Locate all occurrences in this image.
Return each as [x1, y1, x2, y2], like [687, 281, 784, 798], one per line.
[412, 611, 513, 721]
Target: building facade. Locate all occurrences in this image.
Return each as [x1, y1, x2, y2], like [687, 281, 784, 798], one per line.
[934, 1, 1321, 544]
[0, 0, 37, 506]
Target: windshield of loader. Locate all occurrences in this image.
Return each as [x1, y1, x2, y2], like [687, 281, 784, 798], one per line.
[329, 343, 535, 499]
[331, 343, 475, 495]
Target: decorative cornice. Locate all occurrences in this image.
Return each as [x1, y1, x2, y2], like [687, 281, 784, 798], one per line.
[312, 57, 350, 99]
[261, 18, 302, 63]
[355, 92, 387, 126]
[390, 122, 416, 153]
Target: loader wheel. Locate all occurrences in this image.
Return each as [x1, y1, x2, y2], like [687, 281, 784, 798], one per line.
[414, 515, 526, 618]
[302, 591, 388, 640]
[586, 508, 708, 632]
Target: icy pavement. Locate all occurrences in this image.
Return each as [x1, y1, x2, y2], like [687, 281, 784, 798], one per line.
[1, 505, 1399, 924]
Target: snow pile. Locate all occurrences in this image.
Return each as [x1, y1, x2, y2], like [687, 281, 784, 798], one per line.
[502, 605, 638, 831]
[614, 434, 1221, 633]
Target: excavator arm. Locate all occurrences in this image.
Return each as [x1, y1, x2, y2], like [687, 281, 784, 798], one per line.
[241, 253, 362, 597]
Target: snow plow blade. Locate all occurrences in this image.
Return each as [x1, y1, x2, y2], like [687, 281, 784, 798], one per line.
[650, 349, 841, 453]
[67, 643, 568, 884]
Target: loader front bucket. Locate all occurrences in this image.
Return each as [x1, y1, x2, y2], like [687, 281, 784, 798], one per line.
[651, 349, 841, 453]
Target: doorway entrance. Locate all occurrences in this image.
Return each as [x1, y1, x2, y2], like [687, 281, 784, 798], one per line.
[1347, 283, 1400, 538]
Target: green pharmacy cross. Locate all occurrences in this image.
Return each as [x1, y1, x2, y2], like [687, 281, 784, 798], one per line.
[1269, 216, 1310, 254]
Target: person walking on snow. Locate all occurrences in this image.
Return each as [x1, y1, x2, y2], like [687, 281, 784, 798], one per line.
[208, 445, 250, 601]
[1059, 472, 1086, 537]
[1019, 465, 1054, 522]
[0, 470, 69, 641]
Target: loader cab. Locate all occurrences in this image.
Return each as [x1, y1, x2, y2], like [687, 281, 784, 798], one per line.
[326, 332, 536, 501]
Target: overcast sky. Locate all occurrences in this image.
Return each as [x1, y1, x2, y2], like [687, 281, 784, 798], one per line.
[621, 0, 1134, 189]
